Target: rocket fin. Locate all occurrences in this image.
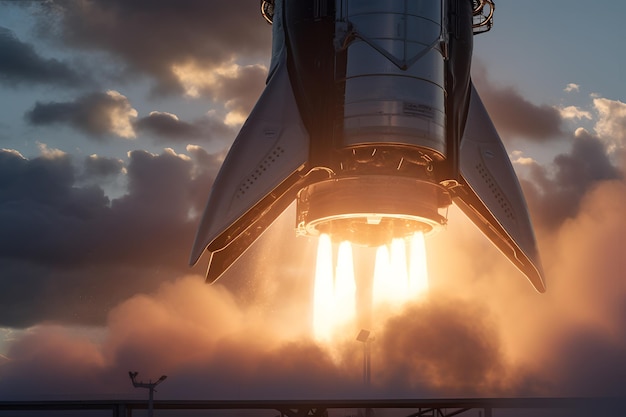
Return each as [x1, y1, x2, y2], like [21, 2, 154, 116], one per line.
[190, 52, 310, 282]
[451, 82, 546, 292]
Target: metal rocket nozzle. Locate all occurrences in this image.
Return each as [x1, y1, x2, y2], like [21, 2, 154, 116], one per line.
[296, 175, 450, 247]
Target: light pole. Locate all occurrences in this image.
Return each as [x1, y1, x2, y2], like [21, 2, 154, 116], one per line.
[356, 329, 374, 417]
[356, 329, 372, 389]
[128, 371, 167, 417]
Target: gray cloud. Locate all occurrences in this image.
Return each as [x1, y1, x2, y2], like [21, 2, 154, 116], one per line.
[521, 129, 622, 230]
[0, 26, 85, 87]
[373, 299, 508, 397]
[82, 154, 125, 179]
[473, 67, 564, 142]
[25, 91, 137, 139]
[197, 63, 268, 118]
[24, 93, 237, 143]
[135, 111, 202, 138]
[134, 111, 236, 143]
[33, 0, 271, 95]
[0, 146, 220, 327]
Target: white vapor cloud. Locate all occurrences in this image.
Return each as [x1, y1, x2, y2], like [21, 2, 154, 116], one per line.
[594, 97, 626, 151]
[559, 105, 592, 120]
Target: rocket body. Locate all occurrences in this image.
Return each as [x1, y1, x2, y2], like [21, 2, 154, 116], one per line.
[190, 0, 546, 292]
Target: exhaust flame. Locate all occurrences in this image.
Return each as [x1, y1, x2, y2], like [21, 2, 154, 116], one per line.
[313, 236, 357, 341]
[409, 231, 429, 296]
[313, 232, 429, 341]
[313, 234, 335, 341]
[334, 241, 357, 327]
[373, 232, 429, 309]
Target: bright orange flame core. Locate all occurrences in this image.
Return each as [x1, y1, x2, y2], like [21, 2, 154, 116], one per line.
[313, 232, 429, 341]
[314, 237, 357, 341]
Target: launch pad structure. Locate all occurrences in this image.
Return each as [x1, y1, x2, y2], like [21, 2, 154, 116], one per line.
[1, 397, 625, 417]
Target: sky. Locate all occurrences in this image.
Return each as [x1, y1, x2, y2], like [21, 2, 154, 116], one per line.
[0, 0, 626, 412]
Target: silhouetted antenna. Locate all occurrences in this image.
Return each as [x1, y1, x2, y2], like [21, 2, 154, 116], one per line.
[128, 371, 167, 417]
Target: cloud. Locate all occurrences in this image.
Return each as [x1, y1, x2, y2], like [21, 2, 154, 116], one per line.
[25, 90, 138, 139]
[521, 129, 622, 230]
[472, 68, 564, 142]
[33, 0, 271, 95]
[0, 273, 524, 400]
[134, 110, 236, 142]
[0, 26, 85, 87]
[172, 60, 267, 121]
[0, 276, 359, 400]
[0, 145, 223, 327]
[135, 111, 200, 138]
[559, 105, 592, 120]
[372, 298, 509, 397]
[593, 97, 626, 151]
[510, 150, 536, 166]
[564, 83, 580, 93]
[82, 154, 125, 179]
[418, 164, 626, 400]
[527, 179, 626, 397]
[24, 92, 238, 143]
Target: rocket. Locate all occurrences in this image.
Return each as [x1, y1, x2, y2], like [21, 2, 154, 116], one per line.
[189, 0, 546, 292]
